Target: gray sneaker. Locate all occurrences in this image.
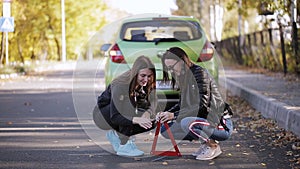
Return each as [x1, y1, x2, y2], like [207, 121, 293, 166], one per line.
[192, 143, 208, 156]
[196, 144, 222, 160]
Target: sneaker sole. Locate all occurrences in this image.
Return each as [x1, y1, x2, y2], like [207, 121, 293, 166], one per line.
[196, 150, 222, 160]
[116, 152, 144, 157]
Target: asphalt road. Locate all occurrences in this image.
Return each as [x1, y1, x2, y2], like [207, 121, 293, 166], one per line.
[0, 60, 297, 169]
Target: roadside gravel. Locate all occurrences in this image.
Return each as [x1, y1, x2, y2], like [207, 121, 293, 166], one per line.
[227, 93, 300, 169]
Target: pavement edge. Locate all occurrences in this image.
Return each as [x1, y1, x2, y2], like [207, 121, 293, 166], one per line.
[220, 78, 300, 138]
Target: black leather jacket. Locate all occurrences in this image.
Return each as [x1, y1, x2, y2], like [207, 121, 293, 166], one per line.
[168, 64, 230, 127]
[97, 83, 156, 126]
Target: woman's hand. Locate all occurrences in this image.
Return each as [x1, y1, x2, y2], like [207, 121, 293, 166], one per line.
[132, 117, 153, 129]
[156, 111, 174, 123]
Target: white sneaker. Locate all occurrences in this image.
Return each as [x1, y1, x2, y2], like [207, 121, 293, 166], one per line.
[192, 143, 208, 156]
[117, 140, 144, 157]
[196, 144, 222, 160]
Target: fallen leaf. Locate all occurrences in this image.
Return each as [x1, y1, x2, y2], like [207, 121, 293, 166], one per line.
[292, 143, 300, 150]
[242, 152, 250, 155]
[209, 161, 215, 165]
[261, 162, 266, 166]
[286, 151, 293, 156]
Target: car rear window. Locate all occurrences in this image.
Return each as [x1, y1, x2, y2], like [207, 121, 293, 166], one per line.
[120, 20, 203, 42]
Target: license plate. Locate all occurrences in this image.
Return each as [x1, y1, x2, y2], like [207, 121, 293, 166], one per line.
[156, 80, 173, 90]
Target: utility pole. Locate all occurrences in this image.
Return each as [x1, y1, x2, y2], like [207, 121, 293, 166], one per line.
[1, 0, 13, 65]
[209, 0, 215, 42]
[215, 0, 223, 42]
[61, 0, 66, 62]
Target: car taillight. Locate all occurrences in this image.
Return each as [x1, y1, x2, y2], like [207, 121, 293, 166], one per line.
[197, 41, 214, 62]
[109, 44, 126, 63]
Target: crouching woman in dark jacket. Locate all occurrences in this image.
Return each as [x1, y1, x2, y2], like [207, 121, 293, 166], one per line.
[93, 55, 157, 157]
[156, 47, 233, 160]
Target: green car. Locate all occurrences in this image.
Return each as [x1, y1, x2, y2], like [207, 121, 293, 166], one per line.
[101, 14, 219, 110]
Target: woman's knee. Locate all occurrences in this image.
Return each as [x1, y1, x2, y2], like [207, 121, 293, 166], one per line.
[180, 117, 199, 132]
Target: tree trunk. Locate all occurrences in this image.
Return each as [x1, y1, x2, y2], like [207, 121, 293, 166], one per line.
[279, 24, 287, 75]
[0, 32, 4, 65]
[48, 17, 61, 61]
[54, 37, 61, 61]
[17, 36, 24, 64]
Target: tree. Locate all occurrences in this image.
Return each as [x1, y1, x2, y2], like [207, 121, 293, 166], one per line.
[64, 0, 108, 60]
[0, 0, 108, 64]
[173, 0, 213, 39]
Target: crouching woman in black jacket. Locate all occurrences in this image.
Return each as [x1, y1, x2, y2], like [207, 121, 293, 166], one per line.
[156, 47, 233, 160]
[93, 55, 157, 157]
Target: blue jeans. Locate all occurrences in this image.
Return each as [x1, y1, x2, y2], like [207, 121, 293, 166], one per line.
[160, 117, 233, 142]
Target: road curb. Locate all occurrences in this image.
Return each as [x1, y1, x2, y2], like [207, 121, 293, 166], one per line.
[0, 73, 23, 79]
[220, 78, 300, 138]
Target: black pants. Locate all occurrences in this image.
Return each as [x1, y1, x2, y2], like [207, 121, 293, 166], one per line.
[93, 105, 156, 144]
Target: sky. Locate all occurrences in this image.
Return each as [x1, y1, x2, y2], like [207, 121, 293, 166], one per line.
[106, 0, 178, 15]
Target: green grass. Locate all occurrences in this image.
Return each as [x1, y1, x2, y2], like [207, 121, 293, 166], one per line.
[0, 64, 34, 75]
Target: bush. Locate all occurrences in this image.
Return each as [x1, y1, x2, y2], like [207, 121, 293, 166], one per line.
[0, 64, 33, 75]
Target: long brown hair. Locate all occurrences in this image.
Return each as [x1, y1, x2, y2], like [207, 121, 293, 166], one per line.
[161, 47, 189, 89]
[112, 55, 156, 101]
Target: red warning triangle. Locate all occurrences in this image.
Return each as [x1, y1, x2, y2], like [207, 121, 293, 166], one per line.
[151, 122, 182, 156]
